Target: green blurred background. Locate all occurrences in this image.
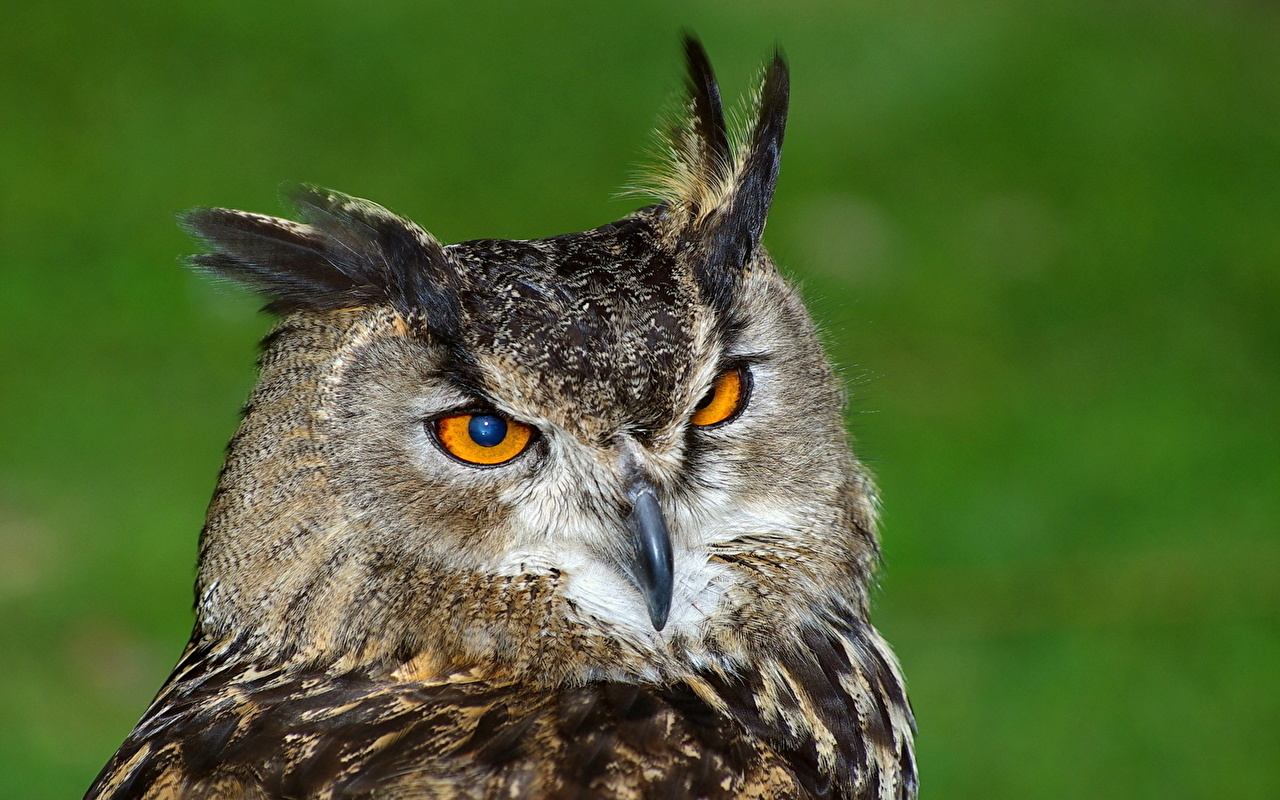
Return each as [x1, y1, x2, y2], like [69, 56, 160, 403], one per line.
[2, 1, 1276, 797]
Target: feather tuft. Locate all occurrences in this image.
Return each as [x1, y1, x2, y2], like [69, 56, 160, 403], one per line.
[182, 185, 463, 338]
[630, 37, 789, 234]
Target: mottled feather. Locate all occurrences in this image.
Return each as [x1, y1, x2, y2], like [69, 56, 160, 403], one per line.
[90, 615, 913, 799]
[87, 37, 916, 800]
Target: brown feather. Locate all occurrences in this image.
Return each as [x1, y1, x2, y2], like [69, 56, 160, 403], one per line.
[88, 614, 912, 799]
[87, 36, 915, 800]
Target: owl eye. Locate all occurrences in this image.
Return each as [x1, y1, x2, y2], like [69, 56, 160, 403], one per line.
[433, 413, 534, 466]
[691, 366, 750, 427]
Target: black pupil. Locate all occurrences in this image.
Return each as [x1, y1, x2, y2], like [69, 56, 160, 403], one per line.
[468, 415, 508, 447]
[695, 389, 715, 411]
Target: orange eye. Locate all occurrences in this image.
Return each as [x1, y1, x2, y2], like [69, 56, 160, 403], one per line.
[433, 413, 534, 466]
[691, 366, 749, 427]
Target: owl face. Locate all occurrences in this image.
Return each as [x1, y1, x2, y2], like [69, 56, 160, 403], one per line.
[187, 44, 878, 683]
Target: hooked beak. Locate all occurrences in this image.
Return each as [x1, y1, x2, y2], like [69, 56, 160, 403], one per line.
[627, 479, 674, 631]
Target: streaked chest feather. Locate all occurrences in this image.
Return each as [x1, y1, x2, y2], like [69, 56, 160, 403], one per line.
[87, 620, 915, 800]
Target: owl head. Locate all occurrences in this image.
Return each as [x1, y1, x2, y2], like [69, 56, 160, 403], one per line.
[184, 39, 880, 685]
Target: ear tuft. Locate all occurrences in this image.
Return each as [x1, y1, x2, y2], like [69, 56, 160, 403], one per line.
[692, 48, 789, 310]
[182, 186, 462, 336]
[667, 35, 732, 221]
[637, 38, 790, 313]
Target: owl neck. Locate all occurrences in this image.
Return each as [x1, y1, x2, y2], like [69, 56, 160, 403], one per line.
[194, 550, 872, 687]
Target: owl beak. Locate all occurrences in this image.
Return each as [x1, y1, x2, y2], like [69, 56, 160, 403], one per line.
[627, 480, 674, 631]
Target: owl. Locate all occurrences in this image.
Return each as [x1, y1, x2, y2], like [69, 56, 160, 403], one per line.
[85, 38, 916, 800]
